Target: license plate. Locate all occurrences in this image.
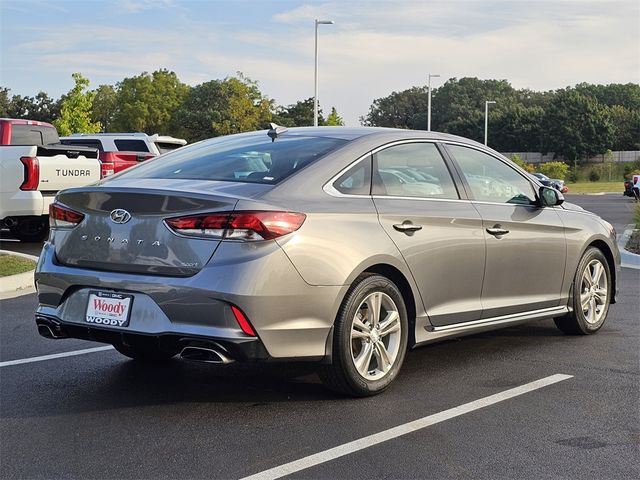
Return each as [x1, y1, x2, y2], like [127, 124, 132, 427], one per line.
[85, 291, 133, 328]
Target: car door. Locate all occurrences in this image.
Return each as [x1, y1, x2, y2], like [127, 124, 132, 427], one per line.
[371, 141, 486, 326]
[444, 143, 567, 319]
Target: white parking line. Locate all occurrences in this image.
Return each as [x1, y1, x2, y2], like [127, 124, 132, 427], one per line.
[0, 345, 114, 367]
[240, 373, 573, 480]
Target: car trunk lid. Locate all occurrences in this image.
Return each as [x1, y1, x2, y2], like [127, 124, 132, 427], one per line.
[53, 182, 250, 276]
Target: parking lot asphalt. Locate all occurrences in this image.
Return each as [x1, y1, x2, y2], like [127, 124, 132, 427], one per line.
[1, 195, 638, 479]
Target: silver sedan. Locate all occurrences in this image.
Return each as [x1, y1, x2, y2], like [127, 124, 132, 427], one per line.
[35, 126, 620, 396]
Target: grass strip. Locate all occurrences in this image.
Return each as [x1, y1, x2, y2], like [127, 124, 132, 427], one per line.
[0, 254, 36, 277]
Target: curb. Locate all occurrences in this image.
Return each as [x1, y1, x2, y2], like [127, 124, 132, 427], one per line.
[0, 250, 38, 299]
[617, 225, 640, 270]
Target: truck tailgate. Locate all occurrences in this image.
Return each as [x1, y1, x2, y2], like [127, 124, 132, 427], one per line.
[38, 154, 101, 192]
[36, 144, 100, 194]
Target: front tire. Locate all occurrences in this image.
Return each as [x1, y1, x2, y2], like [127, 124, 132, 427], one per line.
[554, 247, 611, 335]
[319, 273, 408, 397]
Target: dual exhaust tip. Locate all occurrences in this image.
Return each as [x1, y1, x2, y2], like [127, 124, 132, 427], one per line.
[37, 316, 235, 364]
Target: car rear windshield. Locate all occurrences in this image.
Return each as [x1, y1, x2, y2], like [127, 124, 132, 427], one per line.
[118, 134, 348, 184]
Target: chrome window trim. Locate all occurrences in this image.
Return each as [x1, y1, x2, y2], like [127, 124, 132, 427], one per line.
[371, 195, 470, 204]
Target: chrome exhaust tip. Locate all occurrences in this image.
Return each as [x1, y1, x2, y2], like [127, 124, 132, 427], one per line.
[36, 316, 67, 339]
[180, 344, 235, 364]
[37, 323, 64, 339]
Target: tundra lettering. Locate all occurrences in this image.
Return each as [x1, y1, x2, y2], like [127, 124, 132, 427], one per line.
[56, 169, 91, 176]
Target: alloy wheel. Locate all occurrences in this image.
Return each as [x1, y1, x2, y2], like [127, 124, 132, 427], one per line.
[350, 291, 402, 380]
[580, 259, 609, 325]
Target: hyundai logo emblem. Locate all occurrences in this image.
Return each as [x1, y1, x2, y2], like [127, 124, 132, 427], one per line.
[110, 209, 132, 224]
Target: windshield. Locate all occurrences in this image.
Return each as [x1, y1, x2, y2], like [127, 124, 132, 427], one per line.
[119, 133, 348, 184]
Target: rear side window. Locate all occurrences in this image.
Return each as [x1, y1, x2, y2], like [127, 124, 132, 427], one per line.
[10, 125, 59, 146]
[372, 143, 459, 199]
[114, 139, 150, 152]
[333, 157, 371, 195]
[60, 139, 104, 151]
[118, 134, 348, 184]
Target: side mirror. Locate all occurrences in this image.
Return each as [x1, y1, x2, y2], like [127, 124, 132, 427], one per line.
[539, 186, 564, 207]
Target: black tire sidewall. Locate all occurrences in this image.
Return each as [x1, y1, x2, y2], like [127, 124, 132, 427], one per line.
[334, 274, 408, 395]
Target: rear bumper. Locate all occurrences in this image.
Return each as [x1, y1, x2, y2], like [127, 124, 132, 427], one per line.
[35, 241, 346, 359]
[35, 313, 269, 361]
[0, 191, 51, 219]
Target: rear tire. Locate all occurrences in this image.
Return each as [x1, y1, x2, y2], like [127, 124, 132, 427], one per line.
[318, 273, 408, 397]
[113, 342, 177, 361]
[9, 218, 49, 242]
[554, 247, 611, 335]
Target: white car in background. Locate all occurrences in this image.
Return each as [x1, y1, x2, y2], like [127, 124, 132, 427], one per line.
[60, 133, 186, 156]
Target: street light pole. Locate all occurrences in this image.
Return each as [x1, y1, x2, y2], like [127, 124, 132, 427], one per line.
[314, 19, 334, 127]
[484, 100, 496, 145]
[427, 73, 440, 131]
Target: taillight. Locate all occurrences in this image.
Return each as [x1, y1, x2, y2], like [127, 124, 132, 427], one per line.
[19, 156, 39, 190]
[99, 152, 116, 178]
[231, 305, 256, 336]
[49, 203, 84, 228]
[165, 211, 306, 241]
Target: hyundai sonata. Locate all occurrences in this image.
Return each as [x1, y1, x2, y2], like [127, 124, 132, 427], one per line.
[35, 126, 620, 396]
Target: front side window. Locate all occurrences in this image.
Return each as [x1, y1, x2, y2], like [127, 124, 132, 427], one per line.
[118, 134, 347, 184]
[372, 142, 459, 199]
[447, 145, 536, 205]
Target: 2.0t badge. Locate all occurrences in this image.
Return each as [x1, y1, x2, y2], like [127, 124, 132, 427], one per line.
[110, 209, 131, 224]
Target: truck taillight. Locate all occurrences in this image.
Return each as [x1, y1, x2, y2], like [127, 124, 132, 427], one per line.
[19, 156, 39, 191]
[99, 152, 116, 178]
[49, 203, 84, 228]
[165, 211, 306, 241]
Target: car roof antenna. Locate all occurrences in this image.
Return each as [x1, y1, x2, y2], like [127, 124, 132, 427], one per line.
[268, 123, 288, 142]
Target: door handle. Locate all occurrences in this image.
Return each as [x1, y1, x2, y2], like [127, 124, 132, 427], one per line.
[486, 226, 510, 236]
[393, 222, 423, 233]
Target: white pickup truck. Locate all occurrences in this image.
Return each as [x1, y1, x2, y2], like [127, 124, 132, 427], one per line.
[0, 119, 101, 241]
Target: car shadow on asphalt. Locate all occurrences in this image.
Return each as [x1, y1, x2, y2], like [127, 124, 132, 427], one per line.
[0, 320, 584, 419]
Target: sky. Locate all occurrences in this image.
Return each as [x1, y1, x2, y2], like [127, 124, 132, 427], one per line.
[1, 0, 639, 126]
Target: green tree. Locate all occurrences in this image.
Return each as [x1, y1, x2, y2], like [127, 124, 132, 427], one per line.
[541, 89, 614, 162]
[0, 87, 11, 116]
[491, 103, 544, 151]
[92, 84, 117, 132]
[361, 86, 428, 128]
[326, 106, 344, 126]
[111, 69, 189, 134]
[53, 73, 101, 135]
[607, 104, 640, 150]
[574, 82, 640, 110]
[0, 88, 60, 122]
[509, 154, 536, 173]
[174, 73, 272, 142]
[273, 98, 324, 127]
[538, 161, 569, 180]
